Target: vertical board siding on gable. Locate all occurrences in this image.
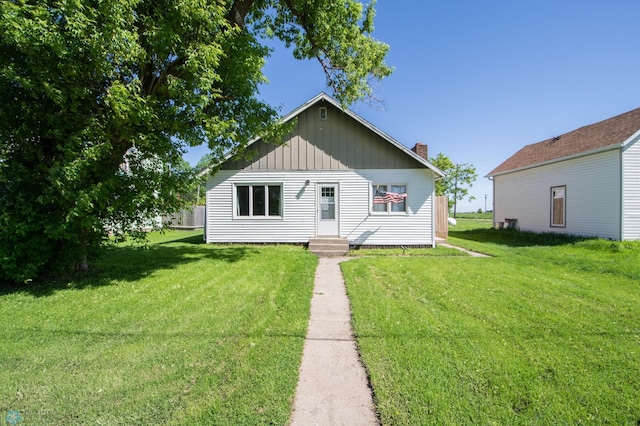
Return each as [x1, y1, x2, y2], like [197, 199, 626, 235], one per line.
[623, 137, 640, 240]
[206, 169, 435, 245]
[494, 150, 621, 239]
[221, 102, 419, 171]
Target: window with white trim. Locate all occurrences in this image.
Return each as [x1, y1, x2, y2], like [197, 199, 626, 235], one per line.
[236, 184, 282, 217]
[550, 185, 565, 227]
[372, 184, 407, 213]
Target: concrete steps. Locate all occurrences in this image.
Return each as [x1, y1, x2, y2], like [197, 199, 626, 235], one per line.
[308, 237, 349, 257]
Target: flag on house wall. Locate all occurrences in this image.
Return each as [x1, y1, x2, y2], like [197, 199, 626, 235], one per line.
[373, 189, 407, 204]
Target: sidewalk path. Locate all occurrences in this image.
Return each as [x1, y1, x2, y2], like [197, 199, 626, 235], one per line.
[438, 242, 491, 257]
[290, 257, 378, 426]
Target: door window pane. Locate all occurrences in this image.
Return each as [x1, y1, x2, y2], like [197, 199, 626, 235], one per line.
[321, 187, 336, 219]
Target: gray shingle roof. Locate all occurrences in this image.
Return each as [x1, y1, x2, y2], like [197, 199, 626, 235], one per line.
[487, 107, 640, 176]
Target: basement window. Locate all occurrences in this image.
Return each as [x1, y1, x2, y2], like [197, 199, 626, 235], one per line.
[550, 186, 566, 227]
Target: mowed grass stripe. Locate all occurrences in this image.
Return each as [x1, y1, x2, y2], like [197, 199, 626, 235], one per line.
[0, 231, 317, 425]
[343, 240, 640, 424]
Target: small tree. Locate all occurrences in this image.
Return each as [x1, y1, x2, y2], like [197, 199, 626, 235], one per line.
[430, 153, 477, 218]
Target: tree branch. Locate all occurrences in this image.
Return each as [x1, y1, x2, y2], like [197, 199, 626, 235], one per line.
[227, 0, 256, 27]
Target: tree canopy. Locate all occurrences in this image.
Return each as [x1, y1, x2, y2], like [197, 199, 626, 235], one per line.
[430, 153, 478, 217]
[0, 0, 392, 282]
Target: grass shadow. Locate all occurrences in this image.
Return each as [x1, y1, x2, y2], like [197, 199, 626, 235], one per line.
[157, 233, 205, 245]
[449, 227, 590, 247]
[1, 235, 261, 297]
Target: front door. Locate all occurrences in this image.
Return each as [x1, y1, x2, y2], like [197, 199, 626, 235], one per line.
[317, 184, 339, 236]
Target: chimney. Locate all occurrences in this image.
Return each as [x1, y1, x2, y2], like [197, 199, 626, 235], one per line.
[411, 143, 428, 160]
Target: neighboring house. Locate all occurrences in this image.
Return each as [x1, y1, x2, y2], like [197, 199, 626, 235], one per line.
[487, 107, 640, 240]
[204, 93, 445, 248]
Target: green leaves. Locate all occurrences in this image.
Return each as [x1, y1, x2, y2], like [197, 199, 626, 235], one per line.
[258, 0, 392, 105]
[430, 153, 478, 214]
[0, 0, 391, 282]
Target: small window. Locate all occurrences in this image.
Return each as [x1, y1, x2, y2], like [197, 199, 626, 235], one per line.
[236, 184, 282, 218]
[551, 186, 566, 227]
[372, 184, 407, 213]
[319, 107, 327, 120]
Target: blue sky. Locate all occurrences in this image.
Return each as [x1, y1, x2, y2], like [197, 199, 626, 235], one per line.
[184, 0, 640, 212]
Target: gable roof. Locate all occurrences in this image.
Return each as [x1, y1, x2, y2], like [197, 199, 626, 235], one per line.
[217, 92, 444, 177]
[487, 107, 640, 177]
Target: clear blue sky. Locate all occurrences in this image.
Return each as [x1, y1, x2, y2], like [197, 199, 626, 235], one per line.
[184, 0, 640, 212]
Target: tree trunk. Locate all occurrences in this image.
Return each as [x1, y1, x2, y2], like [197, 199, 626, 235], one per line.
[75, 254, 89, 272]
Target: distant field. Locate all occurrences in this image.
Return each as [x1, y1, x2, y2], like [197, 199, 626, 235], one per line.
[454, 212, 493, 220]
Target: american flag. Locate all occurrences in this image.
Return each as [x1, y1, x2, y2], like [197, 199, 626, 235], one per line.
[373, 189, 407, 204]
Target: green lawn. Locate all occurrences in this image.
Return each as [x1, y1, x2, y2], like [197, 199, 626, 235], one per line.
[0, 231, 317, 425]
[343, 228, 640, 424]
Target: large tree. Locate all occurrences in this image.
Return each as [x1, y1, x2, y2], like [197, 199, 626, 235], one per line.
[0, 0, 391, 282]
[430, 153, 478, 218]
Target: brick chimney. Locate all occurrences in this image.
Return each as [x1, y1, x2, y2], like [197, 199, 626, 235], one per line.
[411, 143, 428, 160]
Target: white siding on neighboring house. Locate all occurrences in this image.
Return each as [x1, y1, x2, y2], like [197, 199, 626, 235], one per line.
[622, 136, 640, 240]
[206, 168, 436, 246]
[493, 149, 621, 239]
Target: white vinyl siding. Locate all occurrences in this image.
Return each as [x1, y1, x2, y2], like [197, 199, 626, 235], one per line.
[206, 169, 436, 246]
[622, 137, 640, 240]
[493, 150, 621, 239]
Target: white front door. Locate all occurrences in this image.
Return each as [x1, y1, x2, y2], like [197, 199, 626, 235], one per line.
[317, 184, 339, 236]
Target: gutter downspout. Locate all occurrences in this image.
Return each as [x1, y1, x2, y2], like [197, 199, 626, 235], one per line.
[619, 146, 625, 241]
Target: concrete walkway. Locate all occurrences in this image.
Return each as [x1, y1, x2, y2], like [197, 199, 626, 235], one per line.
[290, 257, 378, 426]
[438, 242, 491, 257]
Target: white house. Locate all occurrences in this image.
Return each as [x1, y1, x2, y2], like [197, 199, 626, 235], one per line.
[204, 93, 444, 250]
[487, 107, 640, 240]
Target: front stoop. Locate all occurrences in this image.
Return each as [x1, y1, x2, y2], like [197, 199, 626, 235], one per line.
[308, 237, 349, 257]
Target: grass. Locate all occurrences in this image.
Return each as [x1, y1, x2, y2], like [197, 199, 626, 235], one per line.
[0, 231, 317, 425]
[342, 225, 640, 424]
[454, 212, 493, 220]
[350, 246, 468, 257]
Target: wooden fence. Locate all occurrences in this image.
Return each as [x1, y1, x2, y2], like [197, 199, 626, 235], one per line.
[164, 206, 205, 229]
[435, 196, 449, 240]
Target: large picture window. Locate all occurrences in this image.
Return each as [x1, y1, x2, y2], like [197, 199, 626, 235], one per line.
[372, 184, 407, 213]
[550, 186, 566, 227]
[236, 184, 282, 218]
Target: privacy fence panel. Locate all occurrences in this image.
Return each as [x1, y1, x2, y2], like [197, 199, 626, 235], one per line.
[435, 196, 449, 240]
[164, 206, 205, 229]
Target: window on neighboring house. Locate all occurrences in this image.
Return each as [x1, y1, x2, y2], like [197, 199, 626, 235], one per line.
[236, 184, 282, 217]
[551, 186, 566, 227]
[372, 184, 407, 213]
